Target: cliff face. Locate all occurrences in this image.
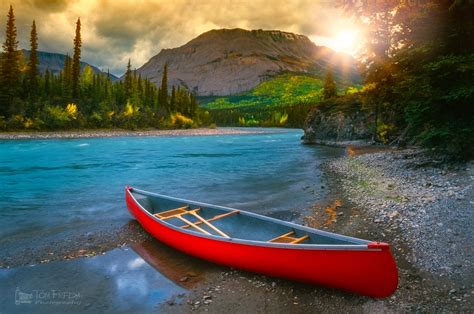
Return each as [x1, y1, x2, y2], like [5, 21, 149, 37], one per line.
[301, 96, 372, 144]
[135, 28, 359, 96]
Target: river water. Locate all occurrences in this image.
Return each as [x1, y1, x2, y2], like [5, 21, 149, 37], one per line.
[0, 128, 343, 312]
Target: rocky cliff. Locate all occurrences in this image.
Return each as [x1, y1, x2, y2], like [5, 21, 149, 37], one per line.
[301, 95, 372, 144]
[135, 28, 359, 96]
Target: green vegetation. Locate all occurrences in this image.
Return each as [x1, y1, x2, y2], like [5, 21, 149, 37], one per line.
[337, 0, 474, 160]
[0, 6, 205, 131]
[203, 74, 325, 109]
[203, 73, 358, 127]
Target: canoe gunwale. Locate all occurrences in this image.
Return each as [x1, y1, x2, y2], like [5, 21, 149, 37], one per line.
[127, 187, 376, 251]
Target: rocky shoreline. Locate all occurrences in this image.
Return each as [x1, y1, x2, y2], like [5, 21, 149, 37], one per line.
[159, 147, 473, 312]
[326, 148, 473, 309]
[0, 127, 275, 140]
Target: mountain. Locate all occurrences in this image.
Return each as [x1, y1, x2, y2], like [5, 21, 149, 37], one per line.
[135, 28, 360, 96]
[21, 49, 118, 80]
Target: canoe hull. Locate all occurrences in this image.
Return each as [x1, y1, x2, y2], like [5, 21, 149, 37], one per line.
[126, 188, 398, 298]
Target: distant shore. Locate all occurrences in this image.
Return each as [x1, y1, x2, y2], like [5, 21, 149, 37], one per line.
[0, 127, 279, 140]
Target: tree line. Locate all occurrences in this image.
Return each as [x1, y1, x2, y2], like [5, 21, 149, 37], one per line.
[0, 5, 205, 130]
[306, 1, 473, 160]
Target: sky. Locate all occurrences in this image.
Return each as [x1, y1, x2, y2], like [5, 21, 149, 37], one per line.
[0, 0, 360, 76]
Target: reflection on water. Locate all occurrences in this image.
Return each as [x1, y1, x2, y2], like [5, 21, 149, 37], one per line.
[0, 247, 187, 313]
[131, 238, 219, 289]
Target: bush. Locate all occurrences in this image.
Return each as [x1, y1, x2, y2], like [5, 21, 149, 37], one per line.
[169, 112, 194, 129]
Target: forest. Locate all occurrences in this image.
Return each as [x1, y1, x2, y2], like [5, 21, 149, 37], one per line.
[308, 0, 473, 160]
[0, 6, 205, 130]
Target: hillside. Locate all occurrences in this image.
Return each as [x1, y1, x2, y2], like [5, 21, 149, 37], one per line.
[135, 28, 360, 96]
[201, 74, 325, 109]
[20, 49, 118, 80]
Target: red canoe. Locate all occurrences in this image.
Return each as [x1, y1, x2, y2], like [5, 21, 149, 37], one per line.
[125, 186, 398, 297]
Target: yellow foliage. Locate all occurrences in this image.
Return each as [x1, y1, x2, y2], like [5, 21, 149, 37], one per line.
[171, 112, 193, 128]
[280, 113, 288, 125]
[107, 111, 115, 118]
[65, 103, 78, 119]
[123, 101, 138, 117]
[361, 83, 377, 92]
[23, 118, 34, 128]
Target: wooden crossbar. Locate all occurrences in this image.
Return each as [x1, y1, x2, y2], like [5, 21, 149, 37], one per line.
[154, 206, 189, 218]
[268, 231, 309, 244]
[268, 231, 295, 242]
[189, 212, 230, 238]
[290, 235, 310, 244]
[154, 206, 237, 238]
[181, 210, 240, 229]
[159, 208, 200, 220]
[176, 215, 211, 235]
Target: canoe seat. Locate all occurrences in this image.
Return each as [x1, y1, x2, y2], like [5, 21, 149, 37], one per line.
[154, 206, 237, 239]
[268, 231, 309, 244]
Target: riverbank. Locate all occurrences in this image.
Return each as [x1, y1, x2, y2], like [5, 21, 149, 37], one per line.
[0, 127, 276, 140]
[2, 140, 472, 312]
[158, 147, 473, 312]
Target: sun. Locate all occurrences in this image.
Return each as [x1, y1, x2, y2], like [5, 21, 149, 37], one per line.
[329, 30, 359, 55]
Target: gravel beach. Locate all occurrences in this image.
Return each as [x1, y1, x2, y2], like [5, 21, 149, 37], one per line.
[0, 128, 274, 140]
[2, 141, 472, 312]
[159, 147, 474, 312]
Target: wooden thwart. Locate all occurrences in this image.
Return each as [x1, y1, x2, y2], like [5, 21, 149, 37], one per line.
[269, 230, 309, 244]
[154, 206, 189, 218]
[154, 206, 239, 239]
[182, 210, 240, 229]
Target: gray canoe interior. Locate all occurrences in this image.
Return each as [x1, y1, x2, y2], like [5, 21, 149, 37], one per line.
[132, 191, 359, 245]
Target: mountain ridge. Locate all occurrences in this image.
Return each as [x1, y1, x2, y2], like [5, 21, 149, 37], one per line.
[135, 28, 360, 96]
[21, 49, 118, 80]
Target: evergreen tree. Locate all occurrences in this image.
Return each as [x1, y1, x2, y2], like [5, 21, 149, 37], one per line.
[124, 59, 132, 100]
[71, 18, 81, 99]
[63, 54, 73, 98]
[0, 5, 21, 116]
[160, 64, 168, 110]
[44, 68, 50, 96]
[323, 69, 337, 100]
[27, 20, 39, 101]
[170, 85, 176, 112]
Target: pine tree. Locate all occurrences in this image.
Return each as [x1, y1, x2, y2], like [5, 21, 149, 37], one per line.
[44, 68, 50, 96]
[124, 59, 132, 100]
[160, 64, 168, 110]
[323, 69, 337, 100]
[63, 54, 73, 98]
[170, 86, 176, 112]
[28, 20, 39, 101]
[71, 18, 81, 98]
[0, 5, 21, 116]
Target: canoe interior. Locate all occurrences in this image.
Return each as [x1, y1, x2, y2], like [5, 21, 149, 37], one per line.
[131, 190, 367, 246]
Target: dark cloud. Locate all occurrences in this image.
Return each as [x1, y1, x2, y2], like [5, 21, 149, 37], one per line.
[31, 0, 72, 12]
[0, 0, 354, 76]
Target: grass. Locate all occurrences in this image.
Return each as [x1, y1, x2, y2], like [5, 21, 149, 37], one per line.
[201, 74, 326, 109]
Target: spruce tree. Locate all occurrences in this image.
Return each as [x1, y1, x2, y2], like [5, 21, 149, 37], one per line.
[63, 54, 73, 98]
[160, 64, 168, 110]
[44, 68, 50, 96]
[170, 86, 176, 112]
[0, 5, 20, 116]
[28, 20, 39, 100]
[323, 69, 337, 100]
[124, 59, 132, 100]
[71, 18, 81, 98]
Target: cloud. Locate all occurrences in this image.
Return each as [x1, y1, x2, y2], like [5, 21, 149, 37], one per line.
[0, 0, 354, 76]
